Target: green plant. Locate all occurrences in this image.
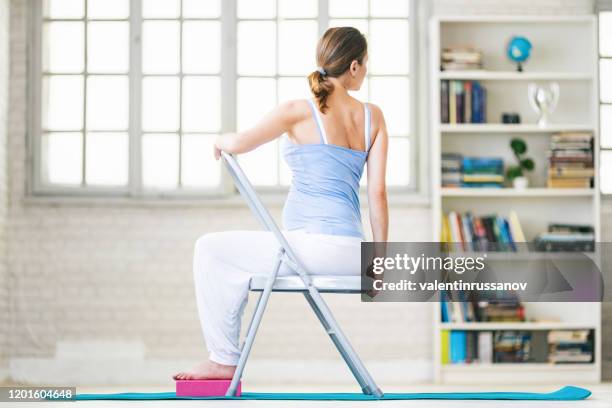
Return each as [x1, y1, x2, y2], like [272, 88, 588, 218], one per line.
[506, 138, 535, 182]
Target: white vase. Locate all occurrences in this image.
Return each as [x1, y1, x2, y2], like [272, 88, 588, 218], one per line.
[513, 176, 529, 189]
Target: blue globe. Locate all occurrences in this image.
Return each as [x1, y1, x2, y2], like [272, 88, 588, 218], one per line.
[507, 36, 532, 71]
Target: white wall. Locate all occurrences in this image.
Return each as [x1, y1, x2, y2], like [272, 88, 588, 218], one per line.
[4, 0, 609, 386]
[0, 0, 9, 380]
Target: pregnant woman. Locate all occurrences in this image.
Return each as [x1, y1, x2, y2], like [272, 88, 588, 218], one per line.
[173, 26, 389, 381]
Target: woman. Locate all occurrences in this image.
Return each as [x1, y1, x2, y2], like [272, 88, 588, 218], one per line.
[173, 27, 388, 381]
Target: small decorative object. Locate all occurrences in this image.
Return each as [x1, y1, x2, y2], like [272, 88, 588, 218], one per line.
[506, 36, 532, 72]
[502, 112, 521, 124]
[506, 138, 535, 189]
[528, 82, 560, 127]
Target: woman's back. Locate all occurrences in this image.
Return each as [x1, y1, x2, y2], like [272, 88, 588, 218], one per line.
[281, 98, 372, 239]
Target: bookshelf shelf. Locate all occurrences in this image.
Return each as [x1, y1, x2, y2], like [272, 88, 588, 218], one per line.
[430, 15, 601, 384]
[439, 70, 593, 81]
[440, 322, 597, 331]
[440, 188, 595, 197]
[440, 124, 595, 133]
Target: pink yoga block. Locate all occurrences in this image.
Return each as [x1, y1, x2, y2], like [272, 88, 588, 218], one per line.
[176, 380, 241, 397]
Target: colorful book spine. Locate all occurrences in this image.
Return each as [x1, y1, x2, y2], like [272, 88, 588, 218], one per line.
[441, 330, 450, 364]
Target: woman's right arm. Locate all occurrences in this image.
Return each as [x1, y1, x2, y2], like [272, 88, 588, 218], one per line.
[366, 105, 389, 242]
[214, 100, 303, 160]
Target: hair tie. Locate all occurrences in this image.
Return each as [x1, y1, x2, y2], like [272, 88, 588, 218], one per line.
[317, 67, 327, 76]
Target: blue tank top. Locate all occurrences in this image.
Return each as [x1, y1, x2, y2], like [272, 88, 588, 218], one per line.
[281, 99, 372, 239]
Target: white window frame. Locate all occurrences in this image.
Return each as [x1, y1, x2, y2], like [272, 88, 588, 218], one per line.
[599, 5, 612, 194]
[27, 0, 420, 199]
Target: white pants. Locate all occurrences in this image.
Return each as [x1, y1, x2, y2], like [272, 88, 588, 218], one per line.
[193, 229, 362, 365]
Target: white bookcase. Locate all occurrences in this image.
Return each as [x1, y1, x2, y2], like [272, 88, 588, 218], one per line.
[429, 15, 601, 384]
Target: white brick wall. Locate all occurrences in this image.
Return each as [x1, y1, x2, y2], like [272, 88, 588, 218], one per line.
[4, 0, 608, 386]
[0, 0, 10, 378]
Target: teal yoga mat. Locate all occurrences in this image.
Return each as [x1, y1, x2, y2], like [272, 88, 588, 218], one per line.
[73, 386, 590, 401]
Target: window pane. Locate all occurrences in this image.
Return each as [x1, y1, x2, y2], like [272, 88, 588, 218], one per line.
[600, 12, 612, 57]
[602, 105, 612, 149]
[601, 59, 612, 103]
[182, 76, 221, 132]
[237, 78, 276, 131]
[142, 21, 180, 74]
[239, 141, 278, 186]
[386, 137, 410, 186]
[181, 134, 220, 187]
[183, 21, 220, 74]
[329, 19, 368, 35]
[87, 76, 128, 130]
[41, 132, 83, 185]
[601, 150, 612, 194]
[87, 0, 129, 19]
[237, 21, 276, 75]
[88, 21, 129, 73]
[279, 20, 318, 76]
[142, 0, 179, 18]
[142, 133, 179, 189]
[85, 132, 128, 185]
[43, 0, 84, 19]
[371, 0, 410, 17]
[43, 22, 84, 73]
[142, 77, 180, 131]
[237, 0, 275, 19]
[278, 77, 310, 103]
[329, 0, 368, 17]
[370, 20, 409, 75]
[370, 77, 410, 135]
[279, 0, 317, 18]
[183, 0, 220, 18]
[42, 75, 84, 130]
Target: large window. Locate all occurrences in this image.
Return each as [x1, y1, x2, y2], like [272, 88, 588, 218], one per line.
[600, 10, 612, 194]
[32, 0, 416, 196]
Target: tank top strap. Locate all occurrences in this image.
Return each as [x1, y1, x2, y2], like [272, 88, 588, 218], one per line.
[364, 102, 372, 152]
[306, 99, 328, 144]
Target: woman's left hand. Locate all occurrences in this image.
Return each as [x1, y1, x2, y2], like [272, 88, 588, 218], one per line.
[213, 136, 223, 160]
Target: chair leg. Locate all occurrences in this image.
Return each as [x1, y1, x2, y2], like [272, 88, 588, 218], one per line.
[303, 290, 384, 398]
[225, 249, 285, 397]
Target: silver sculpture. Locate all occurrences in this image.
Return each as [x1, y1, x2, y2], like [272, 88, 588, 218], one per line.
[528, 82, 560, 127]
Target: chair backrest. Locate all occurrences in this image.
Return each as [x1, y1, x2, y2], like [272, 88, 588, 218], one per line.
[221, 151, 310, 277]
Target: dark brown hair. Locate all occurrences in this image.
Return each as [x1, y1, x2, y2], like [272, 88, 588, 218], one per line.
[307, 27, 367, 113]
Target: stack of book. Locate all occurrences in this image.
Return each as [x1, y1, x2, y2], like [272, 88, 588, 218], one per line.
[441, 210, 526, 252]
[441, 80, 487, 124]
[494, 331, 532, 363]
[442, 153, 463, 187]
[441, 329, 554, 365]
[462, 157, 504, 188]
[547, 132, 594, 188]
[441, 291, 525, 323]
[534, 223, 595, 252]
[441, 46, 483, 70]
[475, 293, 525, 322]
[548, 330, 593, 364]
[441, 330, 480, 364]
[442, 330, 532, 365]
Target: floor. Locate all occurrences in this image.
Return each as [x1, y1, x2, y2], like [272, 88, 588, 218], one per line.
[12, 383, 612, 407]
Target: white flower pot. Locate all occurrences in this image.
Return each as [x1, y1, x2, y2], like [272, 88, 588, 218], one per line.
[513, 176, 529, 189]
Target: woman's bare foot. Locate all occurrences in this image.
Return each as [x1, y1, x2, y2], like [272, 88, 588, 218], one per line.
[173, 360, 236, 381]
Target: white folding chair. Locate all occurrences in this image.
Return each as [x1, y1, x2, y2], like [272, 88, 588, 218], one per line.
[221, 151, 383, 398]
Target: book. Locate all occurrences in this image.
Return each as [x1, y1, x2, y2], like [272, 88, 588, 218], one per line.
[450, 331, 467, 363]
[478, 331, 493, 364]
[441, 330, 450, 364]
[441, 80, 449, 124]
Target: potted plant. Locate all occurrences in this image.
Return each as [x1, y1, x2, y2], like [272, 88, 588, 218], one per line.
[506, 138, 535, 189]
